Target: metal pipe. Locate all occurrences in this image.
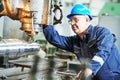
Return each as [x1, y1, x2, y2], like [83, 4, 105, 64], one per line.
[0, 39, 40, 59]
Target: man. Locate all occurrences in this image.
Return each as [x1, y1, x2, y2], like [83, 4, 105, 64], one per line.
[43, 4, 120, 80]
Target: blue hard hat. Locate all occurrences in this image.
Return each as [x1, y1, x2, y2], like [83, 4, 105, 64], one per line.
[67, 4, 92, 20]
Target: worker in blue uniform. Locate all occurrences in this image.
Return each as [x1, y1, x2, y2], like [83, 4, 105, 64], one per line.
[43, 4, 120, 80]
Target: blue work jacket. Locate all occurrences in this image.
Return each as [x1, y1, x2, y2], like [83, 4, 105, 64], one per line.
[43, 25, 120, 77]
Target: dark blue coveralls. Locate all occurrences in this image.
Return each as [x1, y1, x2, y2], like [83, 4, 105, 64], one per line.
[43, 25, 120, 80]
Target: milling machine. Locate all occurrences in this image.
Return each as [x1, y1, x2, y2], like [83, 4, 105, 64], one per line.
[0, 0, 63, 64]
[0, 0, 87, 80]
[0, 0, 66, 80]
[0, 0, 63, 37]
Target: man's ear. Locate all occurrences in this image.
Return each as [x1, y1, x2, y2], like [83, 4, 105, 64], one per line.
[86, 16, 90, 22]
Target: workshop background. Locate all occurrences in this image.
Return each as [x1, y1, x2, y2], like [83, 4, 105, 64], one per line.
[0, 0, 120, 80]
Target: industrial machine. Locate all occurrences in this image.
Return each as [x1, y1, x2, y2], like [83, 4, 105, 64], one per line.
[0, 0, 63, 37]
[0, 0, 63, 61]
[0, 0, 67, 80]
[0, 0, 87, 80]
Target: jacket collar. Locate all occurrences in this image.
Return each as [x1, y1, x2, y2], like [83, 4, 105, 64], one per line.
[85, 24, 94, 35]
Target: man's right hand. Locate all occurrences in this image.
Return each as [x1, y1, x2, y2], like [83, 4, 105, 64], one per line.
[75, 68, 92, 80]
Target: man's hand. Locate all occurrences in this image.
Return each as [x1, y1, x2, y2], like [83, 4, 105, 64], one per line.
[75, 68, 92, 80]
[84, 68, 92, 78]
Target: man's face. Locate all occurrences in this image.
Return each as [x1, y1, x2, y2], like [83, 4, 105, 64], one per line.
[68, 15, 88, 35]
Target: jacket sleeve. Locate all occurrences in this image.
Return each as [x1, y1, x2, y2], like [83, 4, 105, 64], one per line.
[43, 25, 74, 52]
[90, 27, 116, 77]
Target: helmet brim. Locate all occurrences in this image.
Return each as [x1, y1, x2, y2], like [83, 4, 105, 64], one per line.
[67, 14, 92, 20]
[67, 14, 72, 19]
